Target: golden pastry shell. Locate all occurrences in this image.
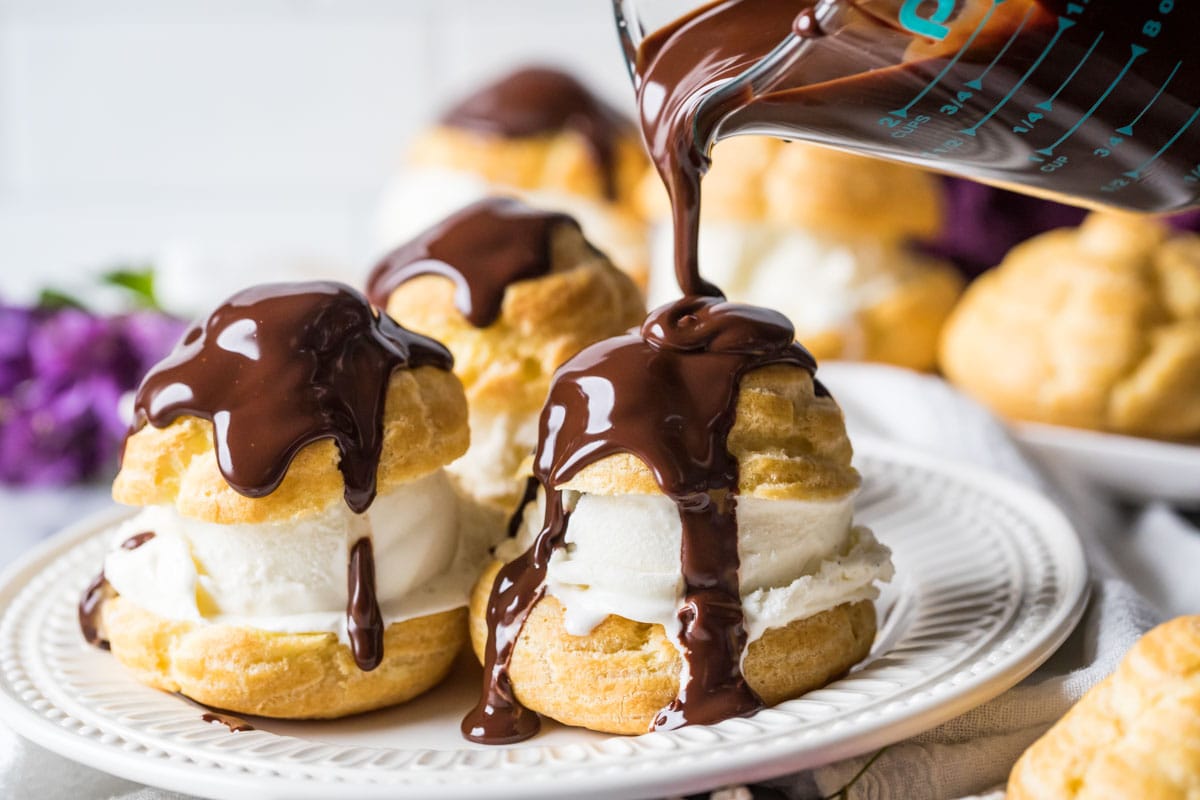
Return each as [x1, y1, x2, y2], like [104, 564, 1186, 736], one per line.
[114, 366, 469, 525]
[384, 221, 645, 418]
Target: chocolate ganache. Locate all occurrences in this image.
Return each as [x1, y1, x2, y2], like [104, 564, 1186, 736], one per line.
[367, 198, 576, 327]
[130, 281, 452, 514]
[463, 296, 821, 743]
[78, 531, 156, 649]
[440, 66, 632, 198]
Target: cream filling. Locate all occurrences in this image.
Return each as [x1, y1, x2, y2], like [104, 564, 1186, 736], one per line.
[496, 488, 893, 645]
[103, 470, 484, 641]
[445, 405, 540, 508]
[647, 222, 923, 356]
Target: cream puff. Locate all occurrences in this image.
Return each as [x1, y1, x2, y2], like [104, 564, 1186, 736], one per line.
[637, 138, 962, 370]
[80, 281, 480, 719]
[462, 296, 892, 742]
[374, 66, 651, 286]
[1008, 615, 1200, 799]
[368, 197, 645, 513]
[940, 212, 1200, 440]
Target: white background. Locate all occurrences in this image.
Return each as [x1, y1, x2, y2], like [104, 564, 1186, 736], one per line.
[0, 0, 636, 303]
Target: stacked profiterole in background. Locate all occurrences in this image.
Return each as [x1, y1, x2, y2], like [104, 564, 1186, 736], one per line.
[368, 198, 645, 514]
[375, 66, 651, 287]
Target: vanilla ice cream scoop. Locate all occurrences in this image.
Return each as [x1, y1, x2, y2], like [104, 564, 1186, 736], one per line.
[105, 470, 481, 639]
[497, 487, 893, 644]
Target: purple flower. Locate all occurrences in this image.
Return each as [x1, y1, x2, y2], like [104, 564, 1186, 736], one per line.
[0, 306, 40, 396]
[0, 302, 186, 487]
[926, 179, 1200, 278]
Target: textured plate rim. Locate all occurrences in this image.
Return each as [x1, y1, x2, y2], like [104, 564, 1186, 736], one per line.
[0, 438, 1090, 800]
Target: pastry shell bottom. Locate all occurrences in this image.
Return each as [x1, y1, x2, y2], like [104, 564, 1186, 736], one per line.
[468, 561, 877, 735]
[103, 596, 467, 719]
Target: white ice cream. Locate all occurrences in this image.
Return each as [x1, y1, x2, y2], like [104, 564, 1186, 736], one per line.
[103, 470, 485, 641]
[374, 167, 646, 278]
[445, 405, 540, 508]
[647, 222, 926, 358]
[496, 488, 893, 645]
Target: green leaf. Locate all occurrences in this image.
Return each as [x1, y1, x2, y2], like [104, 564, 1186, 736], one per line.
[36, 288, 88, 311]
[101, 266, 160, 310]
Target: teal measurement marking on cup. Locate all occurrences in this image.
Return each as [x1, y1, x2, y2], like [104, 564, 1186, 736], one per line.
[964, 5, 1034, 91]
[1116, 60, 1182, 137]
[1036, 31, 1103, 113]
[961, 15, 1075, 136]
[1035, 44, 1148, 157]
[888, 0, 1006, 119]
[1124, 103, 1200, 180]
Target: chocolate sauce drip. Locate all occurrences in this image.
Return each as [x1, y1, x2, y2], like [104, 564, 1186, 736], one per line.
[78, 573, 112, 650]
[461, 496, 570, 744]
[131, 282, 452, 514]
[366, 198, 575, 328]
[347, 537, 385, 672]
[506, 476, 540, 540]
[202, 712, 255, 733]
[440, 66, 632, 198]
[78, 532, 156, 648]
[121, 531, 157, 551]
[463, 297, 817, 743]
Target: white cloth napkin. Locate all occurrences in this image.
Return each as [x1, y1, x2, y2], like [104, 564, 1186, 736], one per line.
[0, 363, 1194, 800]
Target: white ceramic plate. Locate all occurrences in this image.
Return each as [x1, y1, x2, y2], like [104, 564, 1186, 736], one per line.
[1014, 422, 1200, 507]
[0, 439, 1088, 800]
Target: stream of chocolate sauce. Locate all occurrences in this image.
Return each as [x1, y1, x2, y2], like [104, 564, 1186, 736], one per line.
[463, 296, 819, 743]
[78, 531, 156, 649]
[366, 198, 575, 327]
[347, 537, 384, 671]
[130, 281, 452, 514]
[637, 0, 1200, 286]
[634, 0, 824, 295]
[440, 66, 632, 198]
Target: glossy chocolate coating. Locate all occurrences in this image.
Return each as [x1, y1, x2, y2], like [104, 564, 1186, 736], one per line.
[441, 66, 632, 198]
[367, 198, 576, 328]
[130, 281, 452, 515]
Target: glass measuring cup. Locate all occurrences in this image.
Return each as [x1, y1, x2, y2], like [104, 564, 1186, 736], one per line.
[616, 0, 1200, 213]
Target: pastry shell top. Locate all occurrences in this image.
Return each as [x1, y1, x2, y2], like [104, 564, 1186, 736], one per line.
[636, 137, 943, 242]
[383, 221, 646, 418]
[409, 126, 649, 220]
[114, 366, 468, 525]
[940, 212, 1200, 439]
[557, 365, 860, 502]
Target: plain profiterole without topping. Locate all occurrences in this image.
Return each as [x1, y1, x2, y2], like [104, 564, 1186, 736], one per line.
[463, 295, 826, 743]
